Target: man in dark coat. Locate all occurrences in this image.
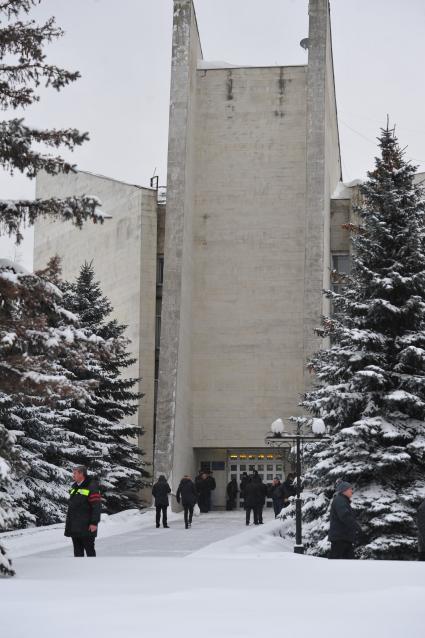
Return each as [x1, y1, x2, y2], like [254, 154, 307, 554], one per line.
[176, 475, 197, 529]
[65, 465, 101, 557]
[417, 498, 425, 560]
[195, 472, 211, 513]
[244, 476, 264, 525]
[152, 475, 171, 528]
[226, 478, 239, 510]
[328, 481, 361, 559]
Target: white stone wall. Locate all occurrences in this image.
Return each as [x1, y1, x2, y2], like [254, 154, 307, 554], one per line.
[191, 65, 308, 448]
[34, 171, 158, 494]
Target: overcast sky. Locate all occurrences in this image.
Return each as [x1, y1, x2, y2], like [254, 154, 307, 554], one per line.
[1, 0, 425, 269]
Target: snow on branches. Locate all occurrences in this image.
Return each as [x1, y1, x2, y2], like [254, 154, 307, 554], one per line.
[0, 0, 103, 242]
[294, 126, 425, 560]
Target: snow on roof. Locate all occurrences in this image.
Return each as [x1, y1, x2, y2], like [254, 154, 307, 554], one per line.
[332, 179, 363, 200]
[197, 60, 240, 70]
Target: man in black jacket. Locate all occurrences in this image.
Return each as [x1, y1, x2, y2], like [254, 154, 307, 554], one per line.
[176, 475, 197, 529]
[152, 475, 171, 528]
[65, 465, 101, 557]
[328, 481, 361, 559]
[195, 472, 211, 513]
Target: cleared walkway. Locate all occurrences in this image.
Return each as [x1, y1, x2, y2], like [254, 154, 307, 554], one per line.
[27, 509, 275, 558]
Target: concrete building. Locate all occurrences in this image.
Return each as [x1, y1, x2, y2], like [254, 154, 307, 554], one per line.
[34, 171, 160, 497]
[34, 0, 355, 509]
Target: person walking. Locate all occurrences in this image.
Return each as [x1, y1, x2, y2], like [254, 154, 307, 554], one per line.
[328, 481, 361, 559]
[195, 472, 211, 513]
[226, 477, 239, 510]
[152, 475, 171, 528]
[176, 475, 197, 529]
[417, 498, 425, 561]
[64, 465, 101, 557]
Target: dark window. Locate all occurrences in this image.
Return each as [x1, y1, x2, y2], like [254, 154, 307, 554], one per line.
[212, 461, 225, 471]
[155, 315, 161, 349]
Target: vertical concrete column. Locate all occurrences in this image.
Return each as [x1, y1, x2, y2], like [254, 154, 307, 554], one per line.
[154, 1, 202, 493]
[303, 0, 339, 378]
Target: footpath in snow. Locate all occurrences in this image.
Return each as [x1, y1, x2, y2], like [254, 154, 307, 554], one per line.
[1, 509, 424, 638]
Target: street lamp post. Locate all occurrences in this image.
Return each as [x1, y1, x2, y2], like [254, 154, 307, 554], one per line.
[265, 417, 329, 555]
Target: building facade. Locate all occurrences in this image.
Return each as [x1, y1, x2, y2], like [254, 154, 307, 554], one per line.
[34, 0, 356, 509]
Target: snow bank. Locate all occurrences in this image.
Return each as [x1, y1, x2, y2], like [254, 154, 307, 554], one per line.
[1, 511, 424, 638]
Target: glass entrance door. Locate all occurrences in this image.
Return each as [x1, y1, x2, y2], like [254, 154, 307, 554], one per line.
[227, 451, 287, 509]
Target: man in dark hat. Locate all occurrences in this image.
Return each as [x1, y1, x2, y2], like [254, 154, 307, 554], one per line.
[328, 480, 361, 559]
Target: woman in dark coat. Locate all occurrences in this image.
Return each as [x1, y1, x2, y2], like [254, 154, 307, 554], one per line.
[152, 475, 171, 528]
[176, 475, 197, 529]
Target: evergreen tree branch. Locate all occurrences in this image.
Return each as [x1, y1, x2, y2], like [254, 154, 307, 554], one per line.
[0, 195, 105, 243]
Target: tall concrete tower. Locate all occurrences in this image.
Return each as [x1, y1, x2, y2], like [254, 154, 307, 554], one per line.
[155, 0, 342, 506]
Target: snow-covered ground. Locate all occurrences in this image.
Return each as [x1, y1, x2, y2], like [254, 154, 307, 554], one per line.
[1, 509, 424, 638]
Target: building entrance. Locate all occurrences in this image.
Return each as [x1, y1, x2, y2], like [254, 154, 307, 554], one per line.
[227, 450, 290, 509]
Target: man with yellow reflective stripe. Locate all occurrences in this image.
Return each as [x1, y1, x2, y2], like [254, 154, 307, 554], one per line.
[65, 465, 101, 557]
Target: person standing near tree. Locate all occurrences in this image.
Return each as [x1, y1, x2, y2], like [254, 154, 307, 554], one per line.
[269, 478, 284, 517]
[176, 475, 197, 529]
[65, 466, 101, 557]
[152, 475, 171, 529]
[328, 481, 361, 559]
[281, 473, 296, 508]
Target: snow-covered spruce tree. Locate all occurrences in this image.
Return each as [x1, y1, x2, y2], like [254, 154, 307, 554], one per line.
[300, 126, 425, 560]
[0, 0, 103, 242]
[0, 259, 105, 527]
[60, 261, 148, 513]
[0, 420, 22, 576]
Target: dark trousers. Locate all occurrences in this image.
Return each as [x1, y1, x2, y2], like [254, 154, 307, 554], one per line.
[198, 495, 209, 513]
[273, 500, 283, 517]
[329, 540, 355, 559]
[246, 506, 259, 525]
[72, 536, 96, 557]
[258, 505, 264, 523]
[156, 505, 168, 527]
[418, 551, 425, 561]
[183, 504, 194, 527]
